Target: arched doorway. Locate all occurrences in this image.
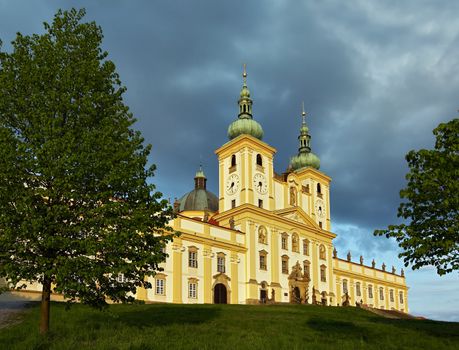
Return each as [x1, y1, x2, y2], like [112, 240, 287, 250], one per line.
[214, 283, 227, 304]
[293, 287, 301, 303]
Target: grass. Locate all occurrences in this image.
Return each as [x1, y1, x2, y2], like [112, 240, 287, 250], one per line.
[0, 302, 458, 350]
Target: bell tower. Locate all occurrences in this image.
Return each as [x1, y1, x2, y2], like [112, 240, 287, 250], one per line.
[215, 65, 276, 213]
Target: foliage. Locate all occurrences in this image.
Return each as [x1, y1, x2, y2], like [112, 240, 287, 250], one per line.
[0, 8, 174, 332]
[375, 118, 459, 275]
[1, 303, 459, 350]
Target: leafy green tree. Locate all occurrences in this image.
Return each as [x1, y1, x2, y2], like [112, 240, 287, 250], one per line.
[375, 118, 459, 275]
[0, 9, 174, 334]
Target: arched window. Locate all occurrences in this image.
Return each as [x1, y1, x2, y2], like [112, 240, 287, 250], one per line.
[231, 154, 236, 167]
[368, 285, 373, 299]
[281, 255, 289, 274]
[303, 239, 309, 255]
[256, 154, 263, 166]
[320, 264, 327, 282]
[343, 280, 348, 294]
[292, 233, 299, 252]
[399, 291, 404, 304]
[356, 282, 361, 297]
[389, 289, 394, 302]
[317, 183, 322, 194]
[319, 244, 326, 260]
[281, 233, 288, 250]
[379, 287, 384, 301]
[258, 226, 267, 244]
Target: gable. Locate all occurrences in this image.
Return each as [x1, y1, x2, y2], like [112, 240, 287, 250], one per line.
[274, 207, 319, 229]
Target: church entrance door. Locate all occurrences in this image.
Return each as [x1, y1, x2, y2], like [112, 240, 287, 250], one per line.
[293, 287, 301, 303]
[214, 283, 227, 304]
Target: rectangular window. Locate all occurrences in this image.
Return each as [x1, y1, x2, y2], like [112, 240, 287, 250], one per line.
[303, 262, 310, 278]
[155, 279, 165, 295]
[303, 240, 309, 255]
[189, 251, 198, 268]
[319, 221, 323, 229]
[320, 266, 326, 282]
[379, 287, 384, 301]
[368, 286, 373, 299]
[231, 199, 236, 209]
[258, 199, 263, 208]
[117, 273, 127, 283]
[390, 289, 394, 302]
[356, 283, 361, 297]
[259, 254, 267, 270]
[282, 259, 288, 274]
[281, 237, 287, 250]
[189, 282, 197, 299]
[217, 256, 225, 273]
[343, 280, 348, 294]
[399, 292, 404, 304]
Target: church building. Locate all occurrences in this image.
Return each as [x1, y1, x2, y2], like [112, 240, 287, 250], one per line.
[136, 67, 409, 311]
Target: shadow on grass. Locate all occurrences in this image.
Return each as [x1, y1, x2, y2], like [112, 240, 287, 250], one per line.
[74, 304, 222, 330]
[306, 317, 371, 341]
[369, 317, 459, 339]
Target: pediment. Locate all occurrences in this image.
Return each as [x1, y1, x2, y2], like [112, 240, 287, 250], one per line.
[274, 207, 319, 229]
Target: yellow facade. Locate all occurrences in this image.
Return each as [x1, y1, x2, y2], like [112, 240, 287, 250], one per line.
[141, 132, 408, 311]
[139, 68, 409, 311]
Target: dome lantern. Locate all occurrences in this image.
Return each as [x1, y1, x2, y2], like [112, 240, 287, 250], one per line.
[289, 102, 320, 171]
[227, 64, 264, 140]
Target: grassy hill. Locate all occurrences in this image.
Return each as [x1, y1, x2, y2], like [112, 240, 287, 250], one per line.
[0, 302, 458, 350]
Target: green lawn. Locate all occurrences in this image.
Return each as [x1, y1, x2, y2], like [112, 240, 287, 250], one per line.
[1, 302, 458, 350]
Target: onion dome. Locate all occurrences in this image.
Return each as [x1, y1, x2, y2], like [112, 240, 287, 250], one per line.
[178, 166, 218, 213]
[228, 64, 264, 140]
[289, 103, 320, 171]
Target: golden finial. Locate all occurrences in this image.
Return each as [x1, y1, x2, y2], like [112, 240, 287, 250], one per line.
[301, 101, 306, 124]
[242, 63, 247, 86]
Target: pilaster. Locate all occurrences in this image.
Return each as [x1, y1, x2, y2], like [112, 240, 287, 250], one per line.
[172, 238, 183, 303]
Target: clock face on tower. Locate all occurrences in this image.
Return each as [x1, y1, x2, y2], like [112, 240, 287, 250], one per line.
[253, 173, 268, 194]
[226, 174, 240, 195]
[315, 198, 326, 219]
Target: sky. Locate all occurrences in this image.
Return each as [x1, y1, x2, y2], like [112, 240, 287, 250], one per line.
[0, 0, 457, 321]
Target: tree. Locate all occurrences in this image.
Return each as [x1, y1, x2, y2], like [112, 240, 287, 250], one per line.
[0, 9, 174, 334]
[375, 118, 459, 275]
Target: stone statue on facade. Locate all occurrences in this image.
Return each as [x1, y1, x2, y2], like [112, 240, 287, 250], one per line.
[229, 217, 235, 229]
[347, 251, 351, 262]
[360, 255, 364, 265]
[371, 259, 376, 268]
[333, 247, 337, 258]
[382, 262, 386, 271]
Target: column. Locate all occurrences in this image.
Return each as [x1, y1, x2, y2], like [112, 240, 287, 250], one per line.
[230, 252, 239, 304]
[203, 245, 212, 304]
[172, 238, 183, 303]
[270, 228, 281, 301]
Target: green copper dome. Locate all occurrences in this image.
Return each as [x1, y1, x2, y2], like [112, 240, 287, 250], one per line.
[228, 118, 263, 140]
[290, 152, 320, 170]
[227, 64, 264, 140]
[288, 105, 320, 171]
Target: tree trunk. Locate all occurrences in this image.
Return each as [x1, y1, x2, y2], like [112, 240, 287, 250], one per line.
[39, 277, 51, 334]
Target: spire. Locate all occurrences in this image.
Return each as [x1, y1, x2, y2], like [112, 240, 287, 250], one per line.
[227, 64, 264, 140]
[288, 102, 320, 171]
[238, 63, 253, 119]
[194, 165, 207, 189]
[298, 102, 311, 153]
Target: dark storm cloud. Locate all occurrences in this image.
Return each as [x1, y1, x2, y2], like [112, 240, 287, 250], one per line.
[1, 0, 458, 239]
[1, 0, 458, 319]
